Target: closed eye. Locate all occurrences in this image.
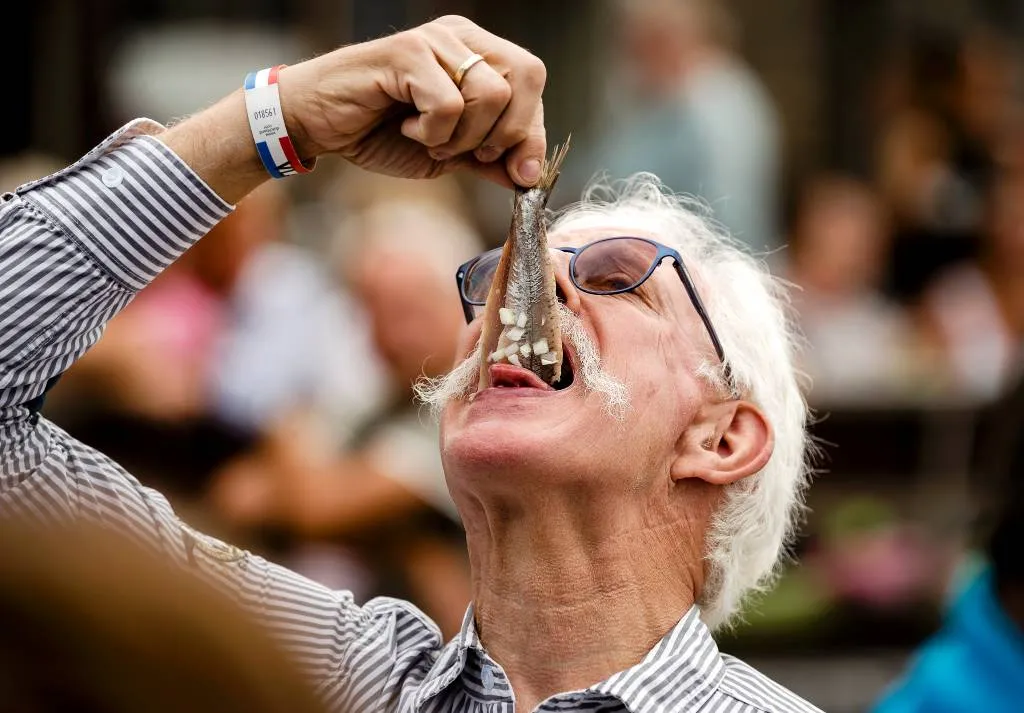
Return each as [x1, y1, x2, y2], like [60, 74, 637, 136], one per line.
[591, 273, 637, 292]
[620, 281, 659, 310]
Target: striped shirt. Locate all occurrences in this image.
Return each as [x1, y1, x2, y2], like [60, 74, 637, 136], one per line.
[0, 120, 822, 713]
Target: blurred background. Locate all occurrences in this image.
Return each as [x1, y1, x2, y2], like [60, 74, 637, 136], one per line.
[5, 1, 1024, 710]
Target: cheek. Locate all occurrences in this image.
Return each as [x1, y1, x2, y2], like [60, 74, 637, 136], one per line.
[599, 309, 666, 391]
[452, 322, 482, 360]
[606, 315, 703, 421]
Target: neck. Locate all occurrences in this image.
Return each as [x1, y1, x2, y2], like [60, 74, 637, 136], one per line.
[460, 482, 708, 711]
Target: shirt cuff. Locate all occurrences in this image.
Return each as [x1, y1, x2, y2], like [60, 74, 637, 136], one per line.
[19, 119, 233, 291]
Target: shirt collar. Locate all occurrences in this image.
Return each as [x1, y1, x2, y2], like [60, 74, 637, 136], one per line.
[410, 607, 481, 710]
[420, 605, 724, 712]
[455, 604, 483, 651]
[589, 606, 725, 712]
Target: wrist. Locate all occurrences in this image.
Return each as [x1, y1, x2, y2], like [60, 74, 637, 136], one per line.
[277, 63, 325, 160]
[159, 91, 268, 204]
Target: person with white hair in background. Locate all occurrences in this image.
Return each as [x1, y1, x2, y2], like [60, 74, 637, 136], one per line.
[0, 15, 819, 713]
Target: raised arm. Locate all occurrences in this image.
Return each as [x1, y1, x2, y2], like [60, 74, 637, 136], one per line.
[1, 15, 545, 416]
[0, 16, 545, 708]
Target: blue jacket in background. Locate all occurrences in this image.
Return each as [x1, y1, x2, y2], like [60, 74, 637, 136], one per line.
[874, 567, 1024, 712]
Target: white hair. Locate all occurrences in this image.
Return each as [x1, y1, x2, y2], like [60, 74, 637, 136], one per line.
[551, 174, 811, 630]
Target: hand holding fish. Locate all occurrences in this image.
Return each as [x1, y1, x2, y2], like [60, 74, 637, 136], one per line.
[276, 15, 548, 188]
[159, 16, 546, 201]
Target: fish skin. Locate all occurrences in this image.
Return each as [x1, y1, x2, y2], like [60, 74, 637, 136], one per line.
[478, 141, 571, 389]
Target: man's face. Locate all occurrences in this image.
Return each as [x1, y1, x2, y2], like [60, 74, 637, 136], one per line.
[440, 226, 718, 497]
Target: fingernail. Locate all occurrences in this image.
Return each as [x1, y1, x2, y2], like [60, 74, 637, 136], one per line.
[476, 145, 502, 163]
[429, 149, 451, 161]
[519, 158, 541, 184]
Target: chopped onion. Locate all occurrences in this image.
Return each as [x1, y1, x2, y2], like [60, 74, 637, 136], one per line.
[532, 339, 549, 356]
[519, 344, 532, 357]
[488, 350, 504, 362]
[506, 326, 525, 342]
[507, 353, 521, 367]
[540, 353, 557, 366]
[503, 343, 521, 358]
[516, 312, 528, 329]
[499, 307, 516, 326]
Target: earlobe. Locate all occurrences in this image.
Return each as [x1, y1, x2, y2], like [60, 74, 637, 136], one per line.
[671, 401, 774, 486]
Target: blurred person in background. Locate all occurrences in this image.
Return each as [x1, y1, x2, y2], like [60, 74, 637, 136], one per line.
[572, 0, 780, 253]
[875, 26, 1019, 303]
[206, 181, 386, 442]
[786, 175, 918, 404]
[210, 183, 479, 636]
[0, 153, 64, 194]
[0, 518, 324, 713]
[873, 369, 1024, 712]
[42, 178, 385, 511]
[918, 168, 1024, 401]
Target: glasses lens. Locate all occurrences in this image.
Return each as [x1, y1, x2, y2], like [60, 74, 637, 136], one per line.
[462, 249, 503, 304]
[572, 238, 659, 294]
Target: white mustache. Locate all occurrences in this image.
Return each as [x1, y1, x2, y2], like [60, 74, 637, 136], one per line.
[415, 304, 629, 420]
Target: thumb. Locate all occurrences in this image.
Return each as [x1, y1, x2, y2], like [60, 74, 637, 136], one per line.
[504, 105, 546, 187]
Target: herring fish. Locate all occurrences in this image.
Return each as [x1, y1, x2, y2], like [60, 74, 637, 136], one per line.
[478, 140, 571, 389]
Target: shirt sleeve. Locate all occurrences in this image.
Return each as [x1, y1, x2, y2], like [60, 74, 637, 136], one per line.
[0, 121, 444, 705]
[0, 119, 231, 410]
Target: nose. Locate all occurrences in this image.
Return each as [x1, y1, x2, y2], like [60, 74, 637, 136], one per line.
[550, 248, 583, 314]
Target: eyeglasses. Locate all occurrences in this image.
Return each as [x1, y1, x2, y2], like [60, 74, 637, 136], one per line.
[455, 236, 727, 365]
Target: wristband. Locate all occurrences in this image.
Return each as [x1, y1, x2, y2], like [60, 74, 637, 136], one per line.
[243, 66, 313, 178]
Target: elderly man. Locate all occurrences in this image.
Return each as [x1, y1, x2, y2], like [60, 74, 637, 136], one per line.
[0, 16, 817, 713]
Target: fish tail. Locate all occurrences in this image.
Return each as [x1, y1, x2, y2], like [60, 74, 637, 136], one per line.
[536, 136, 572, 194]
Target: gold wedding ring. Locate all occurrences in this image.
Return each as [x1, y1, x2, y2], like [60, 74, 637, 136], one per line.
[453, 53, 486, 88]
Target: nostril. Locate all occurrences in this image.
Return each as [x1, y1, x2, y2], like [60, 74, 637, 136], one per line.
[555, 284, 567, 304]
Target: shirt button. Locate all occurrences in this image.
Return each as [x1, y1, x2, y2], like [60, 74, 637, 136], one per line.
[102, 166, 124, 188]
[480, 664, 496, 691]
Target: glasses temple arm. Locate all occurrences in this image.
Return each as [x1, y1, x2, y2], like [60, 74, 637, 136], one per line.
[672, 262, 728, 364]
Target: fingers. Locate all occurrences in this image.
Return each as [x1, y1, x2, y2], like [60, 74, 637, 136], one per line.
[398, 52, 466, 148]
[473, 55, 546, 171]
[431, 60, 512, 160]
[503, 104, 546, 186]
[433, 17, 548, 185]
[458, 155, 515, 189]
[407, 16, 548, 186]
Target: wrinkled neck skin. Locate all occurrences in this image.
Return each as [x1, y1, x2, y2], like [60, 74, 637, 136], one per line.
[456, 471, 712, 711]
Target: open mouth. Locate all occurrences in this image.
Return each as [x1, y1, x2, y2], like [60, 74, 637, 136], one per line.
[485, 342, 576, 393]
[552, 347, 575, 390]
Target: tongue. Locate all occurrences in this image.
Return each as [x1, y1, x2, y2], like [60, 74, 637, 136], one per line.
[489, 363, 555, 390]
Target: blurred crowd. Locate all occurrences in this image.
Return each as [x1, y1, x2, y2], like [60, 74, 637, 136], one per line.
[2, 1, 1024, 707]
[788, 25, 1024, 407]
[568, 1, 1024, 408]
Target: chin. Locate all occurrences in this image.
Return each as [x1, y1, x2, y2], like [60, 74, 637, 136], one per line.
[440, 394, 584, 478]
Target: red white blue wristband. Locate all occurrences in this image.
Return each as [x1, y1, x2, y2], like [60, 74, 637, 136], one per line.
[243, 66, 313, 179]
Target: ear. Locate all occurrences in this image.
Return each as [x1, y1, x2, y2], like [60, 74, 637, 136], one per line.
[670, 400, 774, 486]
